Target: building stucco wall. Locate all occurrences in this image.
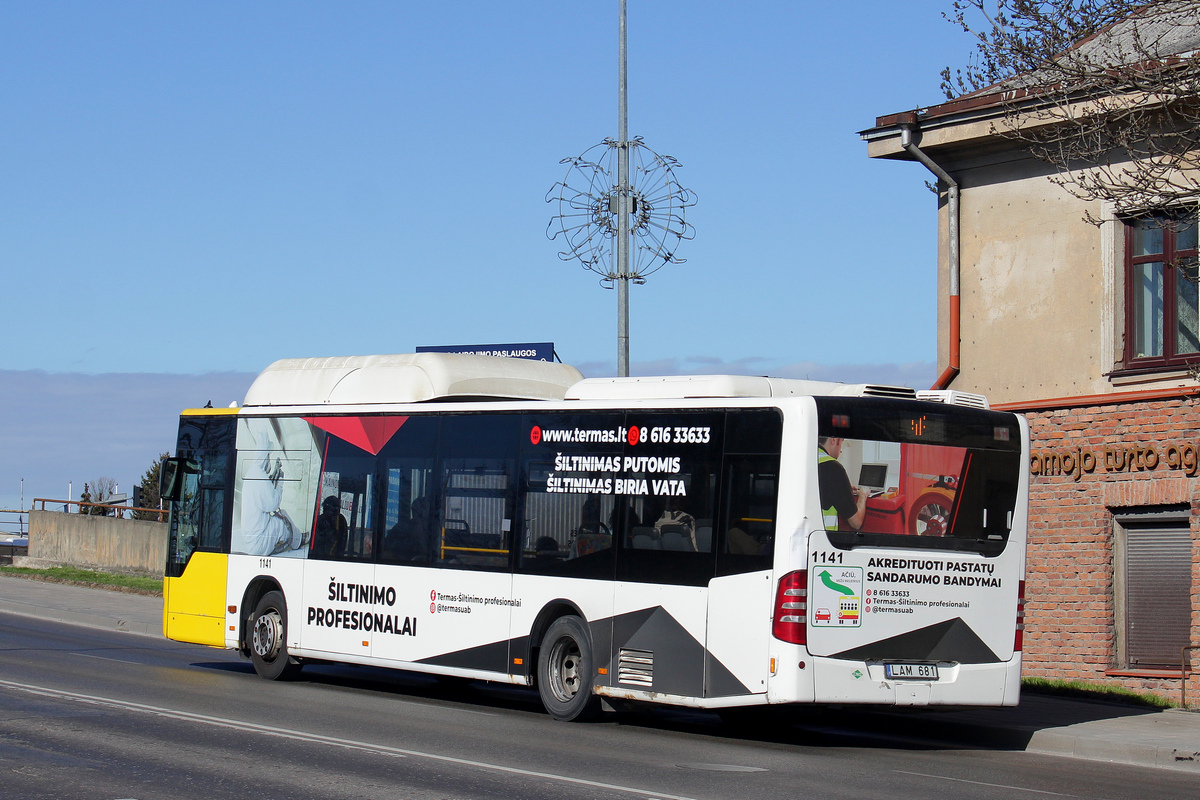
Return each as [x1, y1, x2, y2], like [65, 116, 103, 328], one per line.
[947, 155, 1106, 403]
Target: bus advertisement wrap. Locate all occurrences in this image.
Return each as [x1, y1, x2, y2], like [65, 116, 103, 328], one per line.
[162, 357, 1028, 720]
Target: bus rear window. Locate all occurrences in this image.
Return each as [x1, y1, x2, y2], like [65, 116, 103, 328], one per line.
[814, 399, 1021, 556]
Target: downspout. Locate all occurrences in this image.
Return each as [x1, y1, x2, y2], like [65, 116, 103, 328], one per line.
[900, 123, 960, 390]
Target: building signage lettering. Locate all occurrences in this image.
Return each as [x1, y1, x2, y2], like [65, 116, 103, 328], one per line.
[1029, 443, 1198, 480]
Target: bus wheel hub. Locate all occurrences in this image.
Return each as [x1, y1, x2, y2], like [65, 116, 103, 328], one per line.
[253, 611, 283, 661]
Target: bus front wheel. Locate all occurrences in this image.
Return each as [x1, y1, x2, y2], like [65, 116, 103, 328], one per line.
[537, 615, 601, 722]
[249, 590, 302, 680]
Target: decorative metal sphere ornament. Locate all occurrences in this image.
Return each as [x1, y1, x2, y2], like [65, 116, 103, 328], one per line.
[546, 136, 695, 286]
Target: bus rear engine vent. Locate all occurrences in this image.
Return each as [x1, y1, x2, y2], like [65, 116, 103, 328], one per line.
[916, 389, 990, 409]
[617, 648, 654, 687]
[862, 385, 918, 399]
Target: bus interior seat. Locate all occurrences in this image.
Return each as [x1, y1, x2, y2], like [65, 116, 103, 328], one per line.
[631, 527, 659, 549]
[658, 525, 694, 551]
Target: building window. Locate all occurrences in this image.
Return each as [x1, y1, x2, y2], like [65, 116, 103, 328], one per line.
[1124, 213, 1199, 369]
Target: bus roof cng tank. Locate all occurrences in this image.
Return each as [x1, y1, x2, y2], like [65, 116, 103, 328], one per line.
[241, 353, 585, 406]
[564, 374, 919, 401]
[240, 353, 990, 409]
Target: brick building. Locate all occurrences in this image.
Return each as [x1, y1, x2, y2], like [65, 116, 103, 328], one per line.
[860, 16, 1200, 700]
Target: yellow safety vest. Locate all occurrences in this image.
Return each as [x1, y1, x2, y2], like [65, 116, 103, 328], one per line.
[818, 450, 840, 529]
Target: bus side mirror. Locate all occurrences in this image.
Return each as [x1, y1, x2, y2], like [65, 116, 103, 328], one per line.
[160, 457, 197, 502]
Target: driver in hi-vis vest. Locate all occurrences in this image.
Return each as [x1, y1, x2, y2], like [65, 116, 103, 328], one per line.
[817, 436, 868, 531]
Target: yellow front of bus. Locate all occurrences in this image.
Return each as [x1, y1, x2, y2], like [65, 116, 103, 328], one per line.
[161, 409, 239, 648]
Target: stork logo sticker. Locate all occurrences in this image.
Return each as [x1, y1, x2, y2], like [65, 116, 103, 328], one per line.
[810, 566, 863, 628]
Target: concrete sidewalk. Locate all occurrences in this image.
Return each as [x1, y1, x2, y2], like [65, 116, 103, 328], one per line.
[0, 573, 162, 636]
[0, 574, 1197, 773]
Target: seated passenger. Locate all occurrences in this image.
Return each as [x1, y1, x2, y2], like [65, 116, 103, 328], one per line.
[384, 496, 435, 563]
[726, 525, 764, 555]
[655, 496, 697, 549]
[610, 498, 640, 532]
[313, 496, 348, 558]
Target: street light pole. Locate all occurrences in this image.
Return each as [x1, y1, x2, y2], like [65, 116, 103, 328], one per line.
[547, 1, 694, 375]
[616, 0, 630, 377]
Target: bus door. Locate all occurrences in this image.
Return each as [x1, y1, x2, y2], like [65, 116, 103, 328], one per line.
[610, 412, 723, 700]
[163, 412, 236, 647]
[705, 453, 779, 699]
[406, 414, 519, 676]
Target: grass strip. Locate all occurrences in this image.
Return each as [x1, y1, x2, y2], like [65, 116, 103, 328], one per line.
[0, 565, 162, 596]
[1023, 676, 1178, 708]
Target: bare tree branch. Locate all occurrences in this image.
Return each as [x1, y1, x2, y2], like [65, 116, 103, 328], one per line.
[943, 1, 1200, 221]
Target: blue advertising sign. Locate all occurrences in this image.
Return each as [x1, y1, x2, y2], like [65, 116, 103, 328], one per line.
[416, 343, 555, 362]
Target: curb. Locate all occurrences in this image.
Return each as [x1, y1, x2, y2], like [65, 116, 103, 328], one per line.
[0, 602, 161, 638]
[1028, 727, 1200, 772]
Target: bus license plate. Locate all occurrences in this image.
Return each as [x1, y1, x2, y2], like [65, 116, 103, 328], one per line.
[884, 663, 938, 680]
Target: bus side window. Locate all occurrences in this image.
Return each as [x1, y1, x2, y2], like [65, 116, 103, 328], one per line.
[716, 457, 777, 576]
[380, 462, 438, 566]
[313, 436, 377, 562]
[435, 414, 519, 571]
[376, 415, 441, 567]
[517, 457, 616, 578]
[516, 413, 621, 579]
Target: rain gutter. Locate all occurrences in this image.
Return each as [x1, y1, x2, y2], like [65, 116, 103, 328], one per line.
[900, 123, 960, 390]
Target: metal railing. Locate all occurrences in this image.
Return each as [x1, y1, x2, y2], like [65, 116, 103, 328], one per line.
[0, 509, 30, 564]
[0, 508, 29, 538]
[32, 498, 167, 522]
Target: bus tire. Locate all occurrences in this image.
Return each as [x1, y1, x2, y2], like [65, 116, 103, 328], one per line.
[249, 590, 302, 681]
[537, 615, 601, 722]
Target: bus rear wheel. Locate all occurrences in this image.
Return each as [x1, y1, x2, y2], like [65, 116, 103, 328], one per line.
[249, 590, 302, 681]
[537, 615, 601, 722]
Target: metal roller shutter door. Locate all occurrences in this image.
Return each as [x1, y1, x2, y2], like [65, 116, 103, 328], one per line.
[1125, 523, 1193, 667]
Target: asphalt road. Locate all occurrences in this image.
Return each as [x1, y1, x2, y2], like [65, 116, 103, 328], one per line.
[1, 614, 1196, 800]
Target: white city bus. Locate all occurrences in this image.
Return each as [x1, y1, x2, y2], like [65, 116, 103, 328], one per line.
[162, 353, 1028, 721]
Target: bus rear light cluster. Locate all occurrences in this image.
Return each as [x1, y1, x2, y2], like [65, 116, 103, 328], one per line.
[1014, 579, 1026, 652]
[772, 570, 808, 645]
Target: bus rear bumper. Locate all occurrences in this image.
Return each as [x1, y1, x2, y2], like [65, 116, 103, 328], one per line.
[779, 654, 1021, 707]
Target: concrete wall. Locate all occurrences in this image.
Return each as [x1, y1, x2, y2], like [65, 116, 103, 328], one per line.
[27, 510, 168, 577]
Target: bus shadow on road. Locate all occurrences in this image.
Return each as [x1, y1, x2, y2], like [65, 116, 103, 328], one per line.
[621, 692, 1165, 753]
[184, 658, 1163, 755]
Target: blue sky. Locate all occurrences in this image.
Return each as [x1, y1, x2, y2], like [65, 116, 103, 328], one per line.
[0, 1, 970, 518]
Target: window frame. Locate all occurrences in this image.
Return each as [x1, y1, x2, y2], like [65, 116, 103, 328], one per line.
[1121, 213, 1200, 371]
[1112, 508, 1193, 671]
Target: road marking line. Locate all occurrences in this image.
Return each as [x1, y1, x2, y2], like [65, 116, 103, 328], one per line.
[894, 769, 1075, 796]
[71, 652, 145, 666]
[0, 679, 699, 800]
